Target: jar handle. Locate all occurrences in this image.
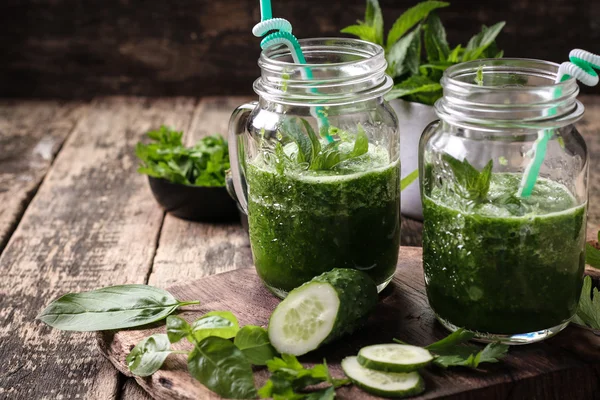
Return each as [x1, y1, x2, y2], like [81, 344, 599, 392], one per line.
[227, 101, 257, 214]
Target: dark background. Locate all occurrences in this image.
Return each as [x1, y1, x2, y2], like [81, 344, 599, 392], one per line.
[2, 0, 599, 98]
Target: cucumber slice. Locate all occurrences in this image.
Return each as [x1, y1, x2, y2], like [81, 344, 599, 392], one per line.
[268, 268, 377, 356]
[357, 344, 433, 372]
[341, 356, 425, 398]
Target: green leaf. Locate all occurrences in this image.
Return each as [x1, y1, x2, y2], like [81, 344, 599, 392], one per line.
[586, 242, 600, 269]
[301, 118, 321, 160]
[351, 124, 369, 157]
[188, 336, 257, 399]
[442, 154, 493, 201]
[404, 25, 422, 75]
[234, 325, 279, 366]
[365, 0, 384, 45]
[386, 29, 419, 78]
[37, 284, 199, 331]
[274, 141, 288, 175]
[475, 65, 485, 85]
[192, 311, 240, 343]
[166, 315, 192, 343]
[433, 341, 509, 368]
[126, 334, 172, 377]
[386, 0, 449, 48]
[341, 23, 378, 43]
[447, 44, 463, 63]
[574, 275, 600, 329]
[384, 75, 442, 101]
[425, 328, 475, 352]
[283, 118, 313, 164]
[462, 22, 506, 61]
[477, 342, 509, 364]
[400, 169, 419, 191]
[424, 13, 450, 61]
[305, 387, 336, 400]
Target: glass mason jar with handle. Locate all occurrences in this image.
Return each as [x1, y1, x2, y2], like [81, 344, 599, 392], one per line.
[420, 58, 588, 344]
[229, 38, 400, 298]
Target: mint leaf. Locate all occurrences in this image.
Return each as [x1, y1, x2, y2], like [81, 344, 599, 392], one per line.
[385, 75, 442, 101]
[424, 13, 449, 61]
[586, 242, 600, 269]
[386, 1, 449, 49]
[365, 0, 384, 45]
[341, 23, 378, 43]
[475, 65, 485, 85]
[462, 22, 506, 61]
[573, 275, 600, 329]
[282, 118, 313, 164]
[447, 44, 463, 62]
[404, 24, 423, 75]
[351, 124, 369, 157]
[442, 154, 493, 201]
[386, 29, 419, 78]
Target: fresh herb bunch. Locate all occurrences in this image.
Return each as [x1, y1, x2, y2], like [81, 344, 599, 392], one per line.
[342, 0, 506, 105]
[136, 126, 230, 187]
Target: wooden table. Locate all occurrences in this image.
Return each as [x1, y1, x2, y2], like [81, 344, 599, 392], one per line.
[0, 96, 599, 399]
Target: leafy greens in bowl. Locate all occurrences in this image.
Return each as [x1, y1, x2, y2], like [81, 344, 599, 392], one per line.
[136, 126, 238, 222]
[341, 0, 506, 105]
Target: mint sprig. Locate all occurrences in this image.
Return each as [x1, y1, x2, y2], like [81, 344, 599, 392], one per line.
[342, 0, 506, 105]
[442, 153, 493, 202]
[274, 118, 369, 173]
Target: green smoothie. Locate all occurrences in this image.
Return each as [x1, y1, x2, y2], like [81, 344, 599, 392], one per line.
[423, 172, 586, 335]
[247, 143, 400, 296]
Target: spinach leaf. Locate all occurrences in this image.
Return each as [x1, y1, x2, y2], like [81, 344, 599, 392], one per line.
[188, 336, 257, 399]
[234, 325, 279, 365]
[126, 334, 173, 377]
[37, 284, 199, 331]
[191, 311, 240, 342]
[572, 275, 600, 329]
[386, 1, 449, 49]
[166, 315, 193, 343]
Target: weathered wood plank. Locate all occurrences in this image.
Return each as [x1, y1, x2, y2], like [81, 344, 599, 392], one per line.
[0, 97, 196, 400]
[2, 0, 599, 98]
[0, 100, 85, 252]
[148, 97, 254, 288]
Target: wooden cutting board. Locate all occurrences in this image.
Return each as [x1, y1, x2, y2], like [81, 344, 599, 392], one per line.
[97, 247, 600, 400]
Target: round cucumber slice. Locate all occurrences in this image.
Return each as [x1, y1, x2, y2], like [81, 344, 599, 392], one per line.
[341, 356, 425, 398]
[269, 282, 340, 355]
[357, 344, 433, 372]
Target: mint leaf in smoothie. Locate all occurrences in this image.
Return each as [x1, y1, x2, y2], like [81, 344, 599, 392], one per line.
[572, 276, 600, 329]
[442, 154, 493, 201]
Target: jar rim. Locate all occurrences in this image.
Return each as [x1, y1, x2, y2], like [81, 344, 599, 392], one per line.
[255, 37, 392, 106]
[442, 58, 578, 92]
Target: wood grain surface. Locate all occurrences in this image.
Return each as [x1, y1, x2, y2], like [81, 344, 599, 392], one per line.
[2, 0, 599, 98]
[0, 100, 85, 252]
[0, 95, 599, 399]
[98, 246, 600, 400]
[0, 97, 196, 399]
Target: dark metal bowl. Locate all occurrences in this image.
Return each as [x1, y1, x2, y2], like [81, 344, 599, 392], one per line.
[148, 177, 239, 222]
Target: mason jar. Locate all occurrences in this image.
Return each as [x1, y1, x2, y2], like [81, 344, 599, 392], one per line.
[420, 59, 588, 344]
[229, 38, 400, 298]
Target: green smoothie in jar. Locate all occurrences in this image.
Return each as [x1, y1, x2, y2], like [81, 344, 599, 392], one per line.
[423, 171, 586, 336]
[246, 125, 400, 297]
